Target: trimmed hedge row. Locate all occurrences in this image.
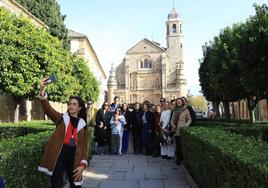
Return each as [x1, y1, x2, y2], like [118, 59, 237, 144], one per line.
[87, 127, 94, 160]
[195, 121, 268, 142]
[223, 126, 268, 142]
[0, 121, 94, 187]
[197, 118, 252, 124]
[181, 127, 268, 188]
[0, 131, 52, 188]
[0, 121, 54, 140]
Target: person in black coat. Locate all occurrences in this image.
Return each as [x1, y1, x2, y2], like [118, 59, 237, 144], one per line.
[129, 102, 143, 154]
[95, 102, 112, 155]
[140, 103, 154, 155]
[121, 103, 131, 154]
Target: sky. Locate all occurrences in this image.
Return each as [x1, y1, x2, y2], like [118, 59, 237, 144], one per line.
[57, 0, 267, 95]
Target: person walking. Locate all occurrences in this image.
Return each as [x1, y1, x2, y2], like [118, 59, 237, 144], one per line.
[38, 78, 88, 188]
[171, 98, 192, 165]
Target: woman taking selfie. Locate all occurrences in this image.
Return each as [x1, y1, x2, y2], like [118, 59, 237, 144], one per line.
[37, 78, 88, 188]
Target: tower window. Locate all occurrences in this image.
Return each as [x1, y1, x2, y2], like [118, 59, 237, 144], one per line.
[172, 24, 177, 33]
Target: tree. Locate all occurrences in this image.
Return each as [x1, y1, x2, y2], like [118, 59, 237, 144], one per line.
[16, 0, 70, 50]
[71, 57, 100, 103]
[199, 4, 268, 122]
[235, 4, 268, 122]
[188, 95, 207, 112]
[0, 7, 76, 121]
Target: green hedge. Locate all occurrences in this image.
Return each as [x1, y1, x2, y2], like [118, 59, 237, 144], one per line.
[181, 127, 268, 188]
[0, 121, 94, 187]
[87, 127, 94, 160]
[0, 131, 52, 188]
[0, 121, 54, 140]
[197, 118, 251, 124]
[223, 126, 268, 142]
[195, 121, 268, 142]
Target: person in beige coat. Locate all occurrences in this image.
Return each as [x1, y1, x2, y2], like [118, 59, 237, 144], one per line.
[171, 97, 192, 165]
[38, 79, 88, 188]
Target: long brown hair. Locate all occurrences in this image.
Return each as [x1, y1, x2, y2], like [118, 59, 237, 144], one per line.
[69, 96, 87, 122]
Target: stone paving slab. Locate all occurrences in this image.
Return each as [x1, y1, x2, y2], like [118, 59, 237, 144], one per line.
[64, 154, 194, 188]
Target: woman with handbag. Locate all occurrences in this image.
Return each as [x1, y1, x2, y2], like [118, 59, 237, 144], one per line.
[37, 78, 88, 188]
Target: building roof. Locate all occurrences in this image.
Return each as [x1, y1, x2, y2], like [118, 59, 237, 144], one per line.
[126, 38, 166, 54]
[69, 30, 87, 38]
[68, 30, 107, 79]
[0, 0, 47, 29]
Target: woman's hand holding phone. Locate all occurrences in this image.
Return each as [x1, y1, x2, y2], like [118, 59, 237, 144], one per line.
[39, 77, 48, 97]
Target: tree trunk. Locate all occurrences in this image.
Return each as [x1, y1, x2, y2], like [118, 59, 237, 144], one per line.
[231, 102, 236, 119]
[13, 95, 23, 122]
[212, 101, 220, 118]
[246, 97, 258, 124]
[223, 101, 231, 119]
[14, 103, 20, 122]
[266, 99, 268, 120]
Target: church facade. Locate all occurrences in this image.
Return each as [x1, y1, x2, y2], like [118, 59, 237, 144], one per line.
[107, 8, 187, 104]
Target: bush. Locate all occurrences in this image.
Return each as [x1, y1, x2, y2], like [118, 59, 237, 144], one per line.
[223, 125, 268, 142]
[0, 121, 54, 140]
[195, 121, 268, 142]
[88, 127, 94, 160]
[181, 127, 268, 188]
[0, 121, 94, 187]
[0, 131, 52, 188]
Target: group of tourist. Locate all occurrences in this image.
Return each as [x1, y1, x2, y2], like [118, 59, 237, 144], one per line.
[37, 77, 196, 187]
[94, 96, 195, 165]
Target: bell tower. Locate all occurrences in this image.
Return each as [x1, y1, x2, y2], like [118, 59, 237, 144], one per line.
[166, 6, 187, 96]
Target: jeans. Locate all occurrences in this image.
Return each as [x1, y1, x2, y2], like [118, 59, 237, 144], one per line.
[175, 136, 183, 162]
[51, 144, 81, 188]
[111, 134, 120, 154]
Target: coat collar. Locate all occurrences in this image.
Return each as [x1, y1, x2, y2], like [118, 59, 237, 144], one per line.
[63, 112, 86, 133]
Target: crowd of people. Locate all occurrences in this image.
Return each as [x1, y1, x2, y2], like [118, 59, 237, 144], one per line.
[93, 96, 196, 165]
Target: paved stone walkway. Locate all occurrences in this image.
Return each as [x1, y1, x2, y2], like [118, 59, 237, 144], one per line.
[80, 154, 192, 188]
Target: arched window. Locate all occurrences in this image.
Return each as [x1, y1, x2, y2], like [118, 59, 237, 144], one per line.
[144, 59, 149, 68]
[140, 57, 152, 69]
[172, 24, 177, 33]
[140, 61, 144, 68]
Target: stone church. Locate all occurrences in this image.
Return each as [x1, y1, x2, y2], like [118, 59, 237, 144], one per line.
[107, 7, 187, 104]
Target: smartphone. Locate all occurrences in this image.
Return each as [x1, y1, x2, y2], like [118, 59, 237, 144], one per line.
[44, 75, 57, 85]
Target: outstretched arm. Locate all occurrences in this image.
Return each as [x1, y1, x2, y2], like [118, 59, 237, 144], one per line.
[38, 78, 62, 124]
